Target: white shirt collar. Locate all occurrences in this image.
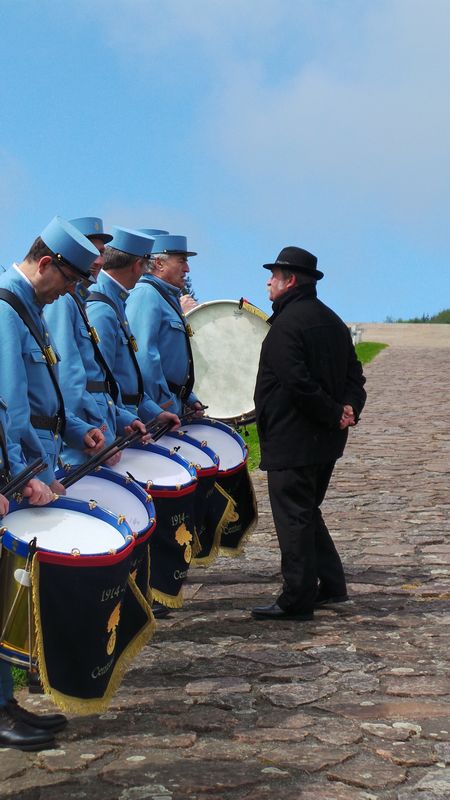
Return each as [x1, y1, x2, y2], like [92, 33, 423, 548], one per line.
[12, 262, 34, 288]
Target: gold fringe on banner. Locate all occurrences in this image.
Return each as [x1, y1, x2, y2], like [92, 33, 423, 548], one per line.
[151, 586, 184, 609]
[191, 528, 202, 558]
[192, 483, 237, 568]
[219, 476, 258, 558]
[32, 562, 155, 716]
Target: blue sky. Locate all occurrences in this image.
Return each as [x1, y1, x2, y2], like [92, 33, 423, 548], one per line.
[1, 0, 449, 321]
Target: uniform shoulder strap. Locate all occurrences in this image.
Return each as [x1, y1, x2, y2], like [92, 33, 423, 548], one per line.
[86, 291, 144, 403]
[71, 293, 119, 403]
[0, 289, 66, 431]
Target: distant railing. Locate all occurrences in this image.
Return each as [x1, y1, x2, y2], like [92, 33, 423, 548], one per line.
[348, 324, 363, 345]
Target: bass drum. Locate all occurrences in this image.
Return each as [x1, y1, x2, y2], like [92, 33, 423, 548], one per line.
[186, 299, 268, 425]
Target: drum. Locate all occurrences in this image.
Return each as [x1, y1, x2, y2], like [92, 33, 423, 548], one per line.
[178, 419, 258, 556]
[61, 466, 156, 601]
[157, 431, 235, 566]
[186, 299, 268, 424]
[108, 443, 197, 607]
[0, 496, 154, 714]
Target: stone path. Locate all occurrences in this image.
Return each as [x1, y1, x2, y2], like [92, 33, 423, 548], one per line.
[1, 325, 449, 800]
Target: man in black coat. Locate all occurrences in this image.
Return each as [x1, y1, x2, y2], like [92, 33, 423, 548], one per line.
[252, 246, 366, 621]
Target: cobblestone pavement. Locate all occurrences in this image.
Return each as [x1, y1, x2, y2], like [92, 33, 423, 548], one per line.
[1, 326, 449, 800]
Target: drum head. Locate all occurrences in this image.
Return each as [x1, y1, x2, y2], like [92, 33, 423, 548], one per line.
[1, 507, 126, 555]
[109, 445, 195, 488]
[186, 299, 268, 424]
[64, 474, 150, 534]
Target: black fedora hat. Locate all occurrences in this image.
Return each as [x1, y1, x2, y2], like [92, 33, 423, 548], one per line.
[263, 246, 324, 280]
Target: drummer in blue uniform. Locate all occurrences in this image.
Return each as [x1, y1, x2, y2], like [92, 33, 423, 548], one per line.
[0, 399, 66, 751]
[86, 226, 180, 430]
[44, 217, 146, 468]
[0, 216, 106, 493]
[126, 234, 204, 417]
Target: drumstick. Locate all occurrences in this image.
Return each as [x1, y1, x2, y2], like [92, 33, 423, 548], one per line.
[60, 407, 206, 489]
[1, 459, 48, 501]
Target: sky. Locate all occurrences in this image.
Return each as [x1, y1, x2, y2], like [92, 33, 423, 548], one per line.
[0, 0, 449, 322]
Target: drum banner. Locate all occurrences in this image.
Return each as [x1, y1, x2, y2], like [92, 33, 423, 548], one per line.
[31, 547, 155, 715]
[192, 479, 237, 567]
[129, 528, 153, 605]
[149, 487, 197, 608]
[217, 464, 258, 556]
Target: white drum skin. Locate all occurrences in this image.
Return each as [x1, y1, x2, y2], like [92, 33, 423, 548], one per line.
[108, 447, 193, 487]
[64, 475, 149, 534]
[156, 434, 216, 470]
[186, 299, 268, 424]
[1, 507, 126, 554]
[179, 422, 246, 472]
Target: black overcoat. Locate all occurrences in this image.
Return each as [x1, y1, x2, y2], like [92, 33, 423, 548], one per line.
[254, 284, 366, 469]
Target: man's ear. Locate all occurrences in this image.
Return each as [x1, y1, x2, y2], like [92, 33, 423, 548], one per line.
[287, 273, 298, 289]
[37, 255, 53, 275]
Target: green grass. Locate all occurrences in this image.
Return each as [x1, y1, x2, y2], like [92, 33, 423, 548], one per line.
[355, 341, 388, 364]
[244, 341, 387, 470]
[12, 665, 28, 690]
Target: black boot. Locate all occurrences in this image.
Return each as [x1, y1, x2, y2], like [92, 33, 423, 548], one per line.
[6, 698, 67, 732]
[152, 601, 171, 619]
[0, 706, 55, 751]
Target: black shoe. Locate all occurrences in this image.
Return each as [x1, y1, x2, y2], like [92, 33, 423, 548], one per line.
[27, 670, 44, 694]
[251, 602, 313, 621]
[0, 707, 55, 752]
[6, 698, 67, 733]
[315, 592, 349, 607]
[152, 602, 171, 619]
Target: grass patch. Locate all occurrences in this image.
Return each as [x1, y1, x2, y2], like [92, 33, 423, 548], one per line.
[12, 665, 28, 690]
[243, 341, 387, 470]
[355, 341, 388, 364]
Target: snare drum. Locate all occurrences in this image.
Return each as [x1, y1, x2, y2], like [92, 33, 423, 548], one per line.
[0, 496, 155, 713]
[108, 443, 197, 607]
[186, 299, 268, 425]
[157, 431, 235, 566]
[178, 419, 258, 555]
[61, 466, 156, 601]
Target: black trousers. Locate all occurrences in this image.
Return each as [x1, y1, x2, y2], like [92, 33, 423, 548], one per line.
[267, 462, 346, 613]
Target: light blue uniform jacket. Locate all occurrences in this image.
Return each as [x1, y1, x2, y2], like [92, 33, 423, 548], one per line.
[86, 271, 163, 424]
[44, 284, 136, 466]
[0, 397, 26, 478]
[126, 275, 198, 416]
[0, 269, 93, 484]
[0, 397, 26, 704]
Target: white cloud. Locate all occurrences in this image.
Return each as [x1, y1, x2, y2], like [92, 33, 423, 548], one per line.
[201, 0, 450, 228]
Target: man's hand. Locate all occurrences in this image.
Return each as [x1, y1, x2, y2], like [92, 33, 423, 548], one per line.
[83, 427, 105, 453]
[0, 493, 9, 516]
[156, 411, 181, 432]
[124, 419, 152, 445]
[180, 295, 198, 313]
[49, 478, 66, 496]
[339, 404, 356, 430]
[190, 401, 205, 418]
[22, 479, 54, 505]
[105, 450, 122, 467]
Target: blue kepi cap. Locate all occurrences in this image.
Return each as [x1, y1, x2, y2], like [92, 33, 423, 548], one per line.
[40, 216, 100, 280]
[138, 228, 169, 237]
[70, 217, 113, 243]
[108, 227, 154, 258]
[151, 234, 197, 257]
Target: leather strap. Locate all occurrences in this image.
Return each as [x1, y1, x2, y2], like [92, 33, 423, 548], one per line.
[0, 289, 66, 435]
[87, 291, 144, 405]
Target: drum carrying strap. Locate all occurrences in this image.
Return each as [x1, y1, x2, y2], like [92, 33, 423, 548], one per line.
[0, 422, 11, 486]
[87, 292, 144, 406]
[145, 280, 195, 400]
[0, 289, 66, 435]
[72, 293, 119, 403]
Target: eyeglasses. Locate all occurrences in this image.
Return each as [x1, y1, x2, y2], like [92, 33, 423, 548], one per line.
[52, 257, 79, 286]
